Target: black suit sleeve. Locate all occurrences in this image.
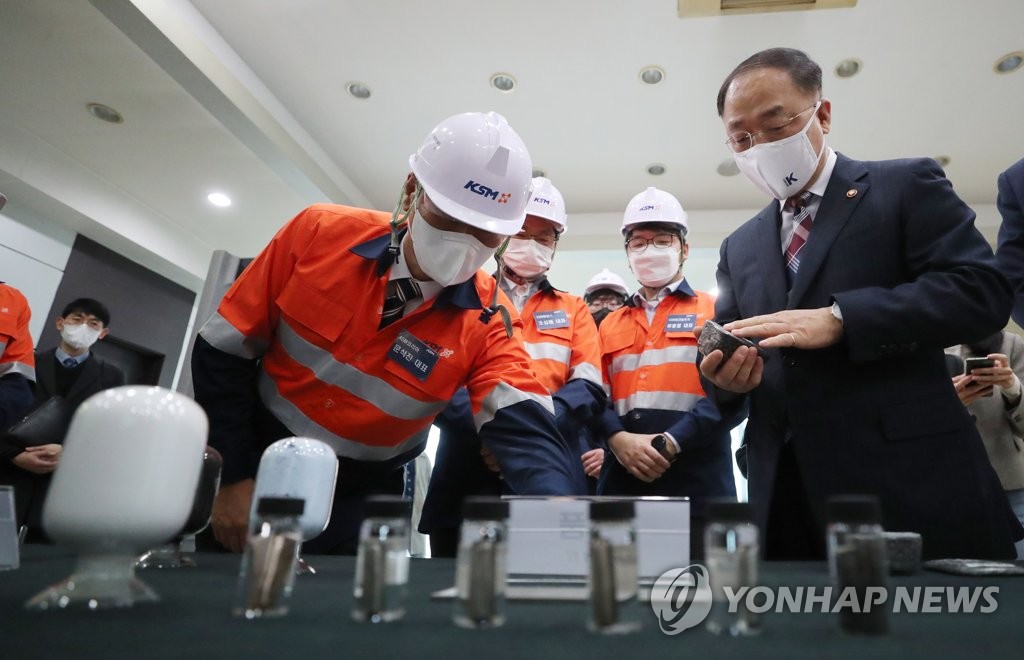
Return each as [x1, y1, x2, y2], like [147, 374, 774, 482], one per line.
[0, 373, 35, 460]
[996, 160, 1024, 327]
[191, 335, 260, 483]
[837, 159, 1012, 361]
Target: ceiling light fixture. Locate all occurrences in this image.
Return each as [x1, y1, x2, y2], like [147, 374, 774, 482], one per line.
[346, 82, 371, 99]
[717, 159, 740, 176]
[834, 58, 862, 78]
[647, 163, 666, 176]
[86, 102, 124, 124]
[639, 66, 665, 85]
[995, 51, 1023, 74]
[490, 73, 516, 93]
[207, 192, 232, 207]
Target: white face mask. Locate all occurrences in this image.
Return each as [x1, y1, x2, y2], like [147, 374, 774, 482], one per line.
[409, 209, 497, 287]
[61, 322, 102, 350]
[501, 238, 554, 280]
[732, 103, 824, 200]
[628, 245, 681, 288]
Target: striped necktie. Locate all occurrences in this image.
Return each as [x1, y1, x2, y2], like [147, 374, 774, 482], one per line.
[784, 191, 816, 286]
[379, 277, 422, 329]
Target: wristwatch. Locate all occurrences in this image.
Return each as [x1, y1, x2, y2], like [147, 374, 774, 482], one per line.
[651, 435, 677, 463]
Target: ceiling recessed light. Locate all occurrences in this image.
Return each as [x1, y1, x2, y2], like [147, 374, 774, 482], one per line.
[346, 82, 371, 99]
[834, 58, 862, 78]
[717, 158, 740, 177]
[647, 163, 666, 176]
[935, 155, 952, 168]
[639, 66, 665, 85]
[207, 192, 232, 207]
[490, 73, 516, 93]
[532, 168, 546, 178]
[995, 51, 1023, 74]
[86, 102, 124, 124]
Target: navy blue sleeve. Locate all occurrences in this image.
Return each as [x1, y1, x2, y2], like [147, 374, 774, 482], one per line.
[190, 335, 260, 483]
[0, 373, 35, 462]
[664, 393, 747, 454]
[997, 161, 1024, 327]
[0, 373, 34, 433]
[434, 387, 475, 436]
[551, 378, 607, 448]
[479, 399, 587, 496]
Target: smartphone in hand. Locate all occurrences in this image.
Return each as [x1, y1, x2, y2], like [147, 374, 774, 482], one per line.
[964, 357, 996, 397]
[964, 357, 996, 374]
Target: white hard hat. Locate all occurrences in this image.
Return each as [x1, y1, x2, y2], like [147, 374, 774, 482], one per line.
[584, 268, 629, 298]
[525, 177, 567, 231]
[621, 187, 688, 236]
[409, 111, 533, 236]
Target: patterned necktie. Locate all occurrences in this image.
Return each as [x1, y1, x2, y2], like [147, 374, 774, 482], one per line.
[62, 358, 78, 369]
[379, 277, 422, 329]
[784, 191, 816, 286]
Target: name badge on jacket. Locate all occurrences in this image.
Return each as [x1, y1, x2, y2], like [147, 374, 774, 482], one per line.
[388, 330, 439, 381]
[533, 310, 569, 329]
[665, 314, 697, 333]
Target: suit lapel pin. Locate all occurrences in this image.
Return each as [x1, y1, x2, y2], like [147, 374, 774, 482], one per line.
[846, 189, 858, 198]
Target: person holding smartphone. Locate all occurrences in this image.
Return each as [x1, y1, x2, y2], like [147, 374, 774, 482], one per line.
[947, 330, 1024, 558]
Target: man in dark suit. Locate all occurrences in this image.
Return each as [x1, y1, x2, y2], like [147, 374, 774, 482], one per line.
[0, 298, 125, 540]
[996, 157, 1024, 326]
[698, 47, 1021, 560]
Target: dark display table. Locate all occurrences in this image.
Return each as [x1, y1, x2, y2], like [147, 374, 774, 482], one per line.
[0, 546, 1021, 659]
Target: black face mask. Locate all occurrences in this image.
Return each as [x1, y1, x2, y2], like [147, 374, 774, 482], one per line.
[591, 308, 612, 327]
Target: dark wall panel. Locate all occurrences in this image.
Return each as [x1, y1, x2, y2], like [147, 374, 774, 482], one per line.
[37, 235, 195, 388]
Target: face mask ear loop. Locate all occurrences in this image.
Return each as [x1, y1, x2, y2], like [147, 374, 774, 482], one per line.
[479, 237, 514, 337]
[383, 183, 421, 274]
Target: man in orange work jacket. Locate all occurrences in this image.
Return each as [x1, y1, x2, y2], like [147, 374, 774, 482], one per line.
[594, 188, 744, 559]
[191, 113, 586, 554]
[419, 178, 607, 556]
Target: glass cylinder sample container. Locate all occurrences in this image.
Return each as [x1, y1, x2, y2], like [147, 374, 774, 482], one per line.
[587, 500, 640, 634]
[453, 497, 509, 629]
[826, 495, 889, 635]
[352, 496, 412, 623]
[704, 499, 760, 636]
[233, 496, 305, 619]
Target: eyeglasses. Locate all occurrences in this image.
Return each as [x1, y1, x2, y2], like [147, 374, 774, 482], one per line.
[724, 102, 820, 153]
[587, 296, 624, 311]
[514, 230, 559, 248]
[625, 233, 678, 253]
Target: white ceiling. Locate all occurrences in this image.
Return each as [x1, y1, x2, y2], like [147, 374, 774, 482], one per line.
[1, 0, 1021, 291]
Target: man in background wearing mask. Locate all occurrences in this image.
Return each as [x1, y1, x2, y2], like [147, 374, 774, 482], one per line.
[594, 187, 743, 559]
[419, 177, 606, 555]
[192, 113, 586, 554]
[583, 268, 629, 328]
[0, 297, 125, 542]
[699, 47, 1020, 560]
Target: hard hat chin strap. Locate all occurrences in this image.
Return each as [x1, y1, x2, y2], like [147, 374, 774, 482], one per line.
[480, 237, 514, 338]
[387, 182, 422, 265]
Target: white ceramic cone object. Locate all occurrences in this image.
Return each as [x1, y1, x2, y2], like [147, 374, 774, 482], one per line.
[250, 437, 338, 541]
[26, 386, 207, 610]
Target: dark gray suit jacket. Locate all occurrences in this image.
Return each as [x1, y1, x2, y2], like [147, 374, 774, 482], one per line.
[714, 153, 1020, 559]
